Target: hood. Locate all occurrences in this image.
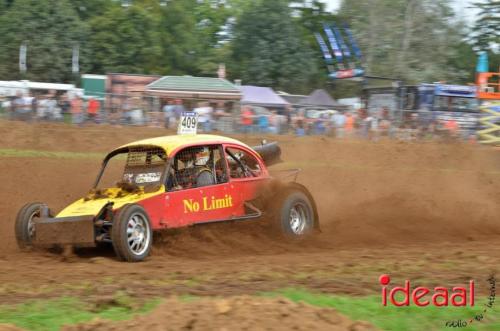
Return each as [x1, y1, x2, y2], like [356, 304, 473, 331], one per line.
[56, 187, 164, 218]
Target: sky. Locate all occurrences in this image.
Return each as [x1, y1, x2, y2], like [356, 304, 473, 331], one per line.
[321, 0, 479, 23]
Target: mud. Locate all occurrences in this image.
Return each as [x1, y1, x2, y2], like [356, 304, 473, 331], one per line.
[62, 296, 378, 331]
[0, 120, 499, 303]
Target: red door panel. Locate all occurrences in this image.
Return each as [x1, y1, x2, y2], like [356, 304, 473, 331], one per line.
[161, 182, 243, 228]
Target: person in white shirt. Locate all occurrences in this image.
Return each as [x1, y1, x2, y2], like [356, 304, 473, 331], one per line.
[194, 101, 213, 132]
[331, 111, 346, 138]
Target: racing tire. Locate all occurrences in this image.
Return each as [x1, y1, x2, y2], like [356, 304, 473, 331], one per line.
[15, 202, 45, 249]
[111, 204, 153, 262]
[271, 190, 315, 239]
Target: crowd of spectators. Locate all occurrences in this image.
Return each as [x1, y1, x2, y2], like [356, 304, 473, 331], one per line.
[0, 92, 472, 142]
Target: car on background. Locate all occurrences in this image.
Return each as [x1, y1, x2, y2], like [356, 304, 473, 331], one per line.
[15, 134, 319, 262]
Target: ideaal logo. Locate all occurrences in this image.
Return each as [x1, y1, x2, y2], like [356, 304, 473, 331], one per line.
[379, 274, 496, 328]
[379, 274, 474, 307]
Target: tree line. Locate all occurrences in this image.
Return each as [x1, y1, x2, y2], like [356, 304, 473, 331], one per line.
[0, 0, 498, 96]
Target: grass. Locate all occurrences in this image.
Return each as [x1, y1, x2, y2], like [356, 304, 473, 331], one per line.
[265, 288, 500, 331]
[0, 296, 161, 331]
[2, 290, 499, 331]
[0, 149, 104, 159]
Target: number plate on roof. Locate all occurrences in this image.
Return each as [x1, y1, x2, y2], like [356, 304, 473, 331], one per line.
[178, 112, 198, 135]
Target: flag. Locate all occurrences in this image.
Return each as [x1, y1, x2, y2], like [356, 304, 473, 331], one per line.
[72, 44, 79, 74]
[344, 24, 362, 60]
[19, 43, 27, 73]
[332, 23, 351, 58]
[314, 32, 333, 65]
[323, 23, 343, 63]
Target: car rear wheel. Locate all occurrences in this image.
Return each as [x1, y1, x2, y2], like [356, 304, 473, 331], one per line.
[15, 202, 45, 249]
[272, 191, 315, 238]
[111, 204, 152, 262]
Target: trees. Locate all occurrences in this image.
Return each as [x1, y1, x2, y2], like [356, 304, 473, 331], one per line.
[69, 0, 115, 20]
[471, 0, 500, 52]
[470, 0, 500, 73]
[231, 0, 318, 93]
[338, 0, 472, 84]
[86, 3, 162, 74]
[0, 0, 86, 82]
[0, 0, 484, 89]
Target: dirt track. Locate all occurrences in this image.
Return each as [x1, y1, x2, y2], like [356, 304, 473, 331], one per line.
[0, 120, 499, 305]
[62, 296, 378, 331]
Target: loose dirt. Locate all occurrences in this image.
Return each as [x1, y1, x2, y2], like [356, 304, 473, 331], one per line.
[0, 120, 499, 305]
[62, 296, 378, 331]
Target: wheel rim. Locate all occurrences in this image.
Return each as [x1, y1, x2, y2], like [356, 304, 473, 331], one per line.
[27, 210, 39, 239]
[289, 203, 309, 235]
[126, 213, 150, 256]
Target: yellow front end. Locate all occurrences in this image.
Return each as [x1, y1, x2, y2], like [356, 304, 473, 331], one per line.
[56, 187, 165, 218]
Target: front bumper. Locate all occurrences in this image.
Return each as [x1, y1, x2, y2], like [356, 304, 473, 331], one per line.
[33, 215, 96, 247]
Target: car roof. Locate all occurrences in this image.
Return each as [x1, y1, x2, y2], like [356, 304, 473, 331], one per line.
[117, 134, 251, 156]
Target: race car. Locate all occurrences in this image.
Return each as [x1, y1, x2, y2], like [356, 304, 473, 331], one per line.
[15, 134, 319, 262]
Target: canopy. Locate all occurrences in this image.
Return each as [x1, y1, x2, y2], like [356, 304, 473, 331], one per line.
[146, 76, 241, 100]
[299, 89, 340, 107]
[241, 85, 289, 107]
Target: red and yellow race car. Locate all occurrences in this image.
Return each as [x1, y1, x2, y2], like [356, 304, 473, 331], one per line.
[15, 134, 318, 262]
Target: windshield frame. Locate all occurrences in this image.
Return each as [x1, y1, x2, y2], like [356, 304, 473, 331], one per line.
[94, 145, 168, 192]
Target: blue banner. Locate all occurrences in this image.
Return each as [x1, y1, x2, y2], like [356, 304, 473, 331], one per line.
[323, 23, 343, 63]
[314, 32, 333, 65]
[343, 24, 362, 60]
[332, 23, 351, 58]
[434, 84, 476, 98]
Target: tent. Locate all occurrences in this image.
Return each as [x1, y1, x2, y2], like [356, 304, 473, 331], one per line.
[299, 89, 341, 108]
[240, 85, 289, 108]
[146, 76, 241, 100]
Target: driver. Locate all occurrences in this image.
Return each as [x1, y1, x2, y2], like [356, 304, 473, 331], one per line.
[175, 147, 215, 188]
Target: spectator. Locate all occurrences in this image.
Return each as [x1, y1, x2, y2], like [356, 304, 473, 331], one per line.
[240, 106, 254, 133]
[87, 97, 100, 123]
[71, 95, 84, 125]
[59, 94, 71, 123]
[0, 96, 5, 115]
[379, 108, 392, 137]
[294, 110, 306, 136]
[13, 92, 32, 121]
[257, 111, 270, 133]
[30, 92, 37, 116]
[36, 95, 47, 120]
[345, 112, 354, 137]
[331, 111, 346, 138]
[194, 101, 213, 132]
[313, 113, 328, 135]
[282, 105, 292, 134]
[213, 102, 229, 120]
[268, 111, 279, 134]
[444, 118, 459, 138]
[162, 100, 175, 129]
[173, 99, 185, 121]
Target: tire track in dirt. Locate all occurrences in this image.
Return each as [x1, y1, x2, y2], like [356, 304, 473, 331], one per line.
[0, 120, 499, 269]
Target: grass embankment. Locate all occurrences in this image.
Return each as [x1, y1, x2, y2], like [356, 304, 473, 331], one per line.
[1, 289, 498, 331]
[269, 289, 500, 331]
[0, 149, 103, 159]
[0, 294, 160, 331]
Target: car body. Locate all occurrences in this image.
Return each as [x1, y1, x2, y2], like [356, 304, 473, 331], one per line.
[16, 134, 319, 261]
[58, 135, 267, 226]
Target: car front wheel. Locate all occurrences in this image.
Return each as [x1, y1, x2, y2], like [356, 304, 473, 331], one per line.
[111, 204, 153, 262]
[15, 202, 46, 249]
